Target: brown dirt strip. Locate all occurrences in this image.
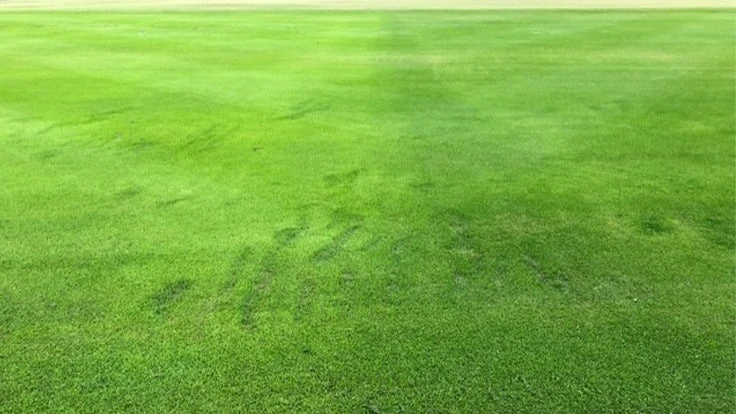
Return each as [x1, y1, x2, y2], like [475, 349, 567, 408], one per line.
[0, 0, 733, 10]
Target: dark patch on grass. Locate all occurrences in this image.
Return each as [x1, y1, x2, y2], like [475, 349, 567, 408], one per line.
[85, 106, 134, 122]
[523, 255, 569, 292]
[80, 375, 111, 394]
[179, 125, 217, 150]
[387, 277, 401, 294]
[274, 226, 306, 248]
[640, 213, 674, 235]
[178, 124, 239, 154]
[33, 109, 125, 137]
[35, 150, 58, 160]
[223, 246, 253, 291]
[277, 98, 329, 121]
[115, 186, 142, 201]
[274, 215, 310, 248]
[360, 236, 383, 252]
[151, 279, 192, 315]
[8, 116, 33, 124]
[390, 236, 412, 266]
[126, 139, 155, 153]
[294, 277, 316, 323]
[312, 224, 361, 262]
[701, 215, 735, 249]
[362, 400, 382, 414]
[0, 289, 19, 337]
[3, 11, 735, 412]
[409, 180, 435, 193]
[242, 257, 275, 328]
[156, 196, 190, 208]
[407, 133, 425, 141]
[0, 258, 11, 272]
[34, 123, 65, 136]
[449, 211, 473, 249]
[340, 270, 357, 288]
[328, 208, 364, 229]
[494, 259, 508, 280]
[324, 168, 363, 187]
[34, 119, 96, 136]
[251, 146, 263, 152]
[447, 210, 485, 290]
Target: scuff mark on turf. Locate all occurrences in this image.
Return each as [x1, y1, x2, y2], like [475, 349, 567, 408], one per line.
[639, 213, 674, 235]
[390, 236, 412, 266]
[85, 106, 135, 122]
[35, 150, 58, 160]
[178, 124, 239, 154]
[360, 235, 383, 252]
[156, 196, 191, 208]
[312, 224, 361, 262]
[274, 213, 310, 247]
[115, 186, 142, 201]
[362, 400, 382, 414]
[223, 246, 253, 291]
[523, 255, 569, 292]
[240, 217, 311, 328]
[409, 180, 435, 193]
[274, 226, 306, 248]
[328, 208, 364, 229]
[8, 116, 33, 124]
[701, 215, 735, 249]
[340, 269, 357, 289]
[447, 210, 484, 291]
[241, 256, 275, 328]
[126, 139, 155, 153]
[277, 98, 329, 121]
[32, 108, 132, 137]
[151, 279, 192, 315]
[324, 168, 363, 187]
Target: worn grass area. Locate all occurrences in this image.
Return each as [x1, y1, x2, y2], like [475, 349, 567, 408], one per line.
[0, 10, 734, 413]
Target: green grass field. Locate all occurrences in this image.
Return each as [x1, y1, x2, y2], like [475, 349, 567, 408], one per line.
[0, 9, 734, 413]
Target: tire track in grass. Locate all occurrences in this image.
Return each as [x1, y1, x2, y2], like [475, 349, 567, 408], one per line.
[369, 13, 634, 298]
[151, 279, 193, 315]
[447, 210, 486, 293]
[223, 246, 254, 292]
[370, 14, 489, 297]
[369, 12, 729, 302]
[522, 254, 570, 293]
[241, 254, 277, 328]
[311, 224, 362, 263]
[240, 219, 310, 329]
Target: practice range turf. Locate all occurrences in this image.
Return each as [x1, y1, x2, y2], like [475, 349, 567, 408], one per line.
[0, 9, 734, 413]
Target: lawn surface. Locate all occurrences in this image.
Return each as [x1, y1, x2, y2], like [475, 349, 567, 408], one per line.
[0, 9, 734, 413]
[2, 0, 735, 10]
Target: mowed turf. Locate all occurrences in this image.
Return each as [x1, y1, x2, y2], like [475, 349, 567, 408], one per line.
[0, 9, 734, 413]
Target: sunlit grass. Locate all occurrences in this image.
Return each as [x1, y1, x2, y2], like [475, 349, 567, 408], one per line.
[0, 9, 734, 412]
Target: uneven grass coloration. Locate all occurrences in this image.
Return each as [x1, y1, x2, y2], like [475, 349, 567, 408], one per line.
[0, 10, 734, 413]
[2, 0, 735, 10]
